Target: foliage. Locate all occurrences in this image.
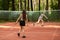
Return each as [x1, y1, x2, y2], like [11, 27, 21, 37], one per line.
[0, 0, 59, 11]
[50, 0, 58, 10]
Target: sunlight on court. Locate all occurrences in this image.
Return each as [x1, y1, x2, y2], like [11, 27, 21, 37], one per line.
[0, 24, 60, 29]
[44, 25, 60, 28]
[0, 26, 11, 28]
[0, 26, 19, 28]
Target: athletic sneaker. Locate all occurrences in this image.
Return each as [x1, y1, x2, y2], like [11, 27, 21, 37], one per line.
[22, 35, 26, 38]
[17, 33, 20, 37]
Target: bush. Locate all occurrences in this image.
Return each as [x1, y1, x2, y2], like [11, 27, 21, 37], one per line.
[49, 11, 60, 22]
[0, 12, 10, 21]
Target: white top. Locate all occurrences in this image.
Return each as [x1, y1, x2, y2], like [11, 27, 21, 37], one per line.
[38, 13, 48, 19]
[39, 14, 44, 19]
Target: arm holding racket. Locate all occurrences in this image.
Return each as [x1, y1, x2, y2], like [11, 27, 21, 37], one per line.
[16, 14, 22, 24]
[43, 14, 48, 19]
[43, 14, 49, 22]
[26, 15, 28, 22]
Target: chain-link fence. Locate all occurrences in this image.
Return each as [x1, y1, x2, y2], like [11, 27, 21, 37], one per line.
[0, 10, 60, 22]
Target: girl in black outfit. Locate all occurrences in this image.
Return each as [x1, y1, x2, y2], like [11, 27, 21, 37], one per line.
[16, 10, 28, 38]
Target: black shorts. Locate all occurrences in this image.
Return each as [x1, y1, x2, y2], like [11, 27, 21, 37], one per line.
[19, 20, 25, 26]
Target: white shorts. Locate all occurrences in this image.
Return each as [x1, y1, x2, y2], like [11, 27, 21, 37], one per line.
[38, 17, 42, 20]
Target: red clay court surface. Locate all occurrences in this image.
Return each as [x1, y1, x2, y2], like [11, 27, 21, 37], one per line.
[0, 22, 60, 40]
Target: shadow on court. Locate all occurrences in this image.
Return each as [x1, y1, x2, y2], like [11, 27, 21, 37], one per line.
[0, 22, 60, 40]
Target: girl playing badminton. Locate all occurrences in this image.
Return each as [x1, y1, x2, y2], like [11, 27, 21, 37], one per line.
[16, 10, 28, 38]
[36, 13, 48, 26]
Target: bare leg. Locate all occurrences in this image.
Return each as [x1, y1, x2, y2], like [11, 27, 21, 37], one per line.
[25, 20, 28, 27]
[21, 26, 26, 38]
[33, 19, 41, 26]
[18, 27, 20, 37]
[36, 19, 40, 24]
[41, 19, 44, 26]
[18, 26, 24, 37]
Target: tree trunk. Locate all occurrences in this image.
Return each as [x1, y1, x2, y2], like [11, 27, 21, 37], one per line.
[51, 0, 53, 10]
[58, 0, 60, 9]
[58, 0, 60, 18]
[2, 0, 9, 10]
[46, 0, 48, 10]
[39, 0, 40, 11]
[30, 0, 33, 11]
[12, 0, 15, 11]
[28, 0, 29, 11]
[20, 0, 22, 10]
[24, 0, 26, 10]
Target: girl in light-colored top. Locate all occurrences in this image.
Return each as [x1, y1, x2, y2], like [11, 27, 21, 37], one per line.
[36, 13, 48, 26]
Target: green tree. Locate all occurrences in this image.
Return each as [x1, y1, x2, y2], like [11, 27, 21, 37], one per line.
[24, 0, 26, 10]
[57, 0, 60, 18]
[39, 0, 40, 11]
[58, 0, 60, 9]
[45, 0, 48, 10]
[28, 0, 29, 11]
[50, 0, 58, 10]
[12, 0, 15, 11]
[20, 0, 22, 10]
[2, 0, 9, 10]
[30, 0, 33, 11]
[0, 0, 2, 10]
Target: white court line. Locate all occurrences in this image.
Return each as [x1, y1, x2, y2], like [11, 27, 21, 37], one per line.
[32, 25, 60, 28]
[0, 26, 19, 28]
[0, 31, 54, 33]
[22, 31, 55, 34]
[0, 25, 60, 29]
[0, 26, 11, 28]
